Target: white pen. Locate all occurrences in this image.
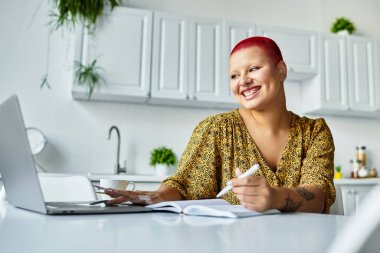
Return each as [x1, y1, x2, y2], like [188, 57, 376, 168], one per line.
[216, 164, 260, 198]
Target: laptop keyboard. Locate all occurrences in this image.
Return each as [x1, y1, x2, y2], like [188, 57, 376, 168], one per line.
[46, 202, 93, 208]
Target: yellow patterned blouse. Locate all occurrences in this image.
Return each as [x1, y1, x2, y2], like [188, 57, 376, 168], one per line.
[162, 109, 336, 213]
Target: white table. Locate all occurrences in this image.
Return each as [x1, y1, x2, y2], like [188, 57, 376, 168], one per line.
[0, 201, 348, 253]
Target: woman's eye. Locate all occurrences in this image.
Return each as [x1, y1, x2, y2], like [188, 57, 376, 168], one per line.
[249, 66, 259, 72]
[230, 74, 237, 80]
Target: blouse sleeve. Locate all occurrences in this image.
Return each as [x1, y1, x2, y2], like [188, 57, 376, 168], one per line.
[299, 118, 336, 213]
[162, 117, 221, 200]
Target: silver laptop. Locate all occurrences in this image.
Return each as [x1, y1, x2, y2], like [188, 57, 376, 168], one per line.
[0, 95, 152, 214]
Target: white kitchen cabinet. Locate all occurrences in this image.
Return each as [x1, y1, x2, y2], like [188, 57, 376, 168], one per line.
[302, 34, 379, 117]
[150, 14, 229, 108]
[302, 34, 349, 114]
[340, 185, 374, 216]
[149, 12, 189, 105]
[71, 7, 380, 115]
[334, 178, 380, 216]
[72, 7, 153, 103]
[347, 36, 377, 112]
[376, 41, 380, 111]
[188, 17, 224, 106]
[256, 25, 318, 80]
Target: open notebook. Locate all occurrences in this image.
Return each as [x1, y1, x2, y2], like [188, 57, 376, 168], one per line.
[147, 199, 280, 218]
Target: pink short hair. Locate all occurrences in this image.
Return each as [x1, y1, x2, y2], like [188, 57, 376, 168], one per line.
[230, 36, 283, 64]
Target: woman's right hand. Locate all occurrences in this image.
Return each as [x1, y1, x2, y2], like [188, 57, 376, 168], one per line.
[104, 184, 184, 206]
[104, 189, 165, 205]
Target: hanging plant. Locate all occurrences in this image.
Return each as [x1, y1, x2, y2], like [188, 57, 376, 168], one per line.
[50, 0, 120, 31]
[40, 0, 119, 91]
[74, 59, 105, 99]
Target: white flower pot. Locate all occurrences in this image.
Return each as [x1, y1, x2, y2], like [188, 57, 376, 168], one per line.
[337, 30, 349, 36]
[155, 164, 169, 176]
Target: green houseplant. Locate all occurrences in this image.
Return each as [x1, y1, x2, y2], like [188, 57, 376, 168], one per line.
[74, 59, 105, 99]
[331, 17, 356, 35]
[41, 0, 119, 92]
[50, 0, 120, 31]
[150, 147, 177, 176]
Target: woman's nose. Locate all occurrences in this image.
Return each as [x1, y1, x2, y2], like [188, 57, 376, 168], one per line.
[239, 75, 252, 87]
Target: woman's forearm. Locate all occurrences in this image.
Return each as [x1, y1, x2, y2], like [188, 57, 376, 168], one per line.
[157, 184, 185, 201]
[273, 186, 325, 213]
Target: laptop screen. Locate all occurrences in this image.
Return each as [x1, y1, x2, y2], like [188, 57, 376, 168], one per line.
[0, 95, 47, 213]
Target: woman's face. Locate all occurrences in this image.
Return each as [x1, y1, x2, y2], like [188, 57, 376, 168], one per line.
[229, 46, 286, 111]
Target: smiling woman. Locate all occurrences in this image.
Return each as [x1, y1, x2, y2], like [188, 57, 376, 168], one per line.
[105, 36, 336, 214]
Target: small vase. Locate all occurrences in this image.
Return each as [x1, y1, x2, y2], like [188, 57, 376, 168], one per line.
[155, 164, 169, 176]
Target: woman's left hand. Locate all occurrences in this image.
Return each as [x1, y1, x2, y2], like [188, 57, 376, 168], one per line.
[231, 168, 278, 212]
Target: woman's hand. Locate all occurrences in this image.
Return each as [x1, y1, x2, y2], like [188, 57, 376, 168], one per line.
[104, 184, 184, 206]
[104, 189, 166, 206]
[231, 168, 278, 212]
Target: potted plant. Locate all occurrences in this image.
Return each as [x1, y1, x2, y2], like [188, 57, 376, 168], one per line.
[150, 147, 177, 176]
[50, 0, 120, 31]
[40, 0, 120, 91]
[331, 17, 356, 35]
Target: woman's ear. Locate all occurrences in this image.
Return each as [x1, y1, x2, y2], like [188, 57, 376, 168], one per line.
[277, 60, 287, 81]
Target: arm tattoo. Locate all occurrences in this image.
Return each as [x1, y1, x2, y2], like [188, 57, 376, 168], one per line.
[282, 195, 303, 212]
[296, 187, 315, 201]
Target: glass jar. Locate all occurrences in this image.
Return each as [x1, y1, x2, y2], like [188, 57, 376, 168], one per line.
[356, 146, 367, 167]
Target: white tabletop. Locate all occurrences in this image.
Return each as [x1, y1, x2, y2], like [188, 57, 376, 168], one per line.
[0, 201, 348, 253]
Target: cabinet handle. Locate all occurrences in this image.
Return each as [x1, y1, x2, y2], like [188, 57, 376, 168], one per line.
[193, 96, 197, 100]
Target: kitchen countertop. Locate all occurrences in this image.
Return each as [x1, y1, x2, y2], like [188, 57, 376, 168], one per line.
[334, 177, 380, 185]
[86, 173, 168, 182]
[36, 173, 168, 183]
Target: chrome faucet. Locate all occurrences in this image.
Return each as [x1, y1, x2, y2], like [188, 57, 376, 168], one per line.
[108, 125, 126, 174]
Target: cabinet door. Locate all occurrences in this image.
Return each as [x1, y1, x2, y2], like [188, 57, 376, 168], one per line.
[319, 34, 348, 110]
[257, 25, 317, 80]
[72, 8, 152, 102]
[341, 185, 374, 216]
[221, 21, 256, 106]
[347, 36, 376, 112]
[374, 40, 380, 111]
[188, 17, 223, 103]
[151, 12, 189, 100]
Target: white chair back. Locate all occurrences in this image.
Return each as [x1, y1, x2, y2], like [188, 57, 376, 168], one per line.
[326, 185, 380, 253]
[38, 175, 97, 202]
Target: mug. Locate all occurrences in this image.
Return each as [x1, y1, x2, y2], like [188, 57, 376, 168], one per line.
[98, 179, 136, 200]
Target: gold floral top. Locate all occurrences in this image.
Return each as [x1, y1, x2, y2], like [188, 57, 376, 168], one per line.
[162, 110, 336, 213]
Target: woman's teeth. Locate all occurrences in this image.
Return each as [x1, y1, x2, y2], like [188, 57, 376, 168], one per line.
[243, 87, 260, 97]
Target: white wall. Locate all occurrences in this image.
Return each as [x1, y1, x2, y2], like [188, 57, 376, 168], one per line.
[1, 0, 380, 176]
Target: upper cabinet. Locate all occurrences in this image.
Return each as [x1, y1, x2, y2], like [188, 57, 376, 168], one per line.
[72, 8, 153, 102]
[188, 17, 224, 105]
[302, 34, 379, 117]
[347, 36, 376, 112]
[71, 7, 380, 117]
[149, 12, 189, 104]
[376, 41, 380, 111]
[302, 34, 348, 114]
[257, 26, 318, 80]
[149, 14, 236, 108]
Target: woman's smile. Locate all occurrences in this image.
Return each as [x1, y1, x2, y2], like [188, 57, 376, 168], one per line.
[240, 85, 262, 100]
